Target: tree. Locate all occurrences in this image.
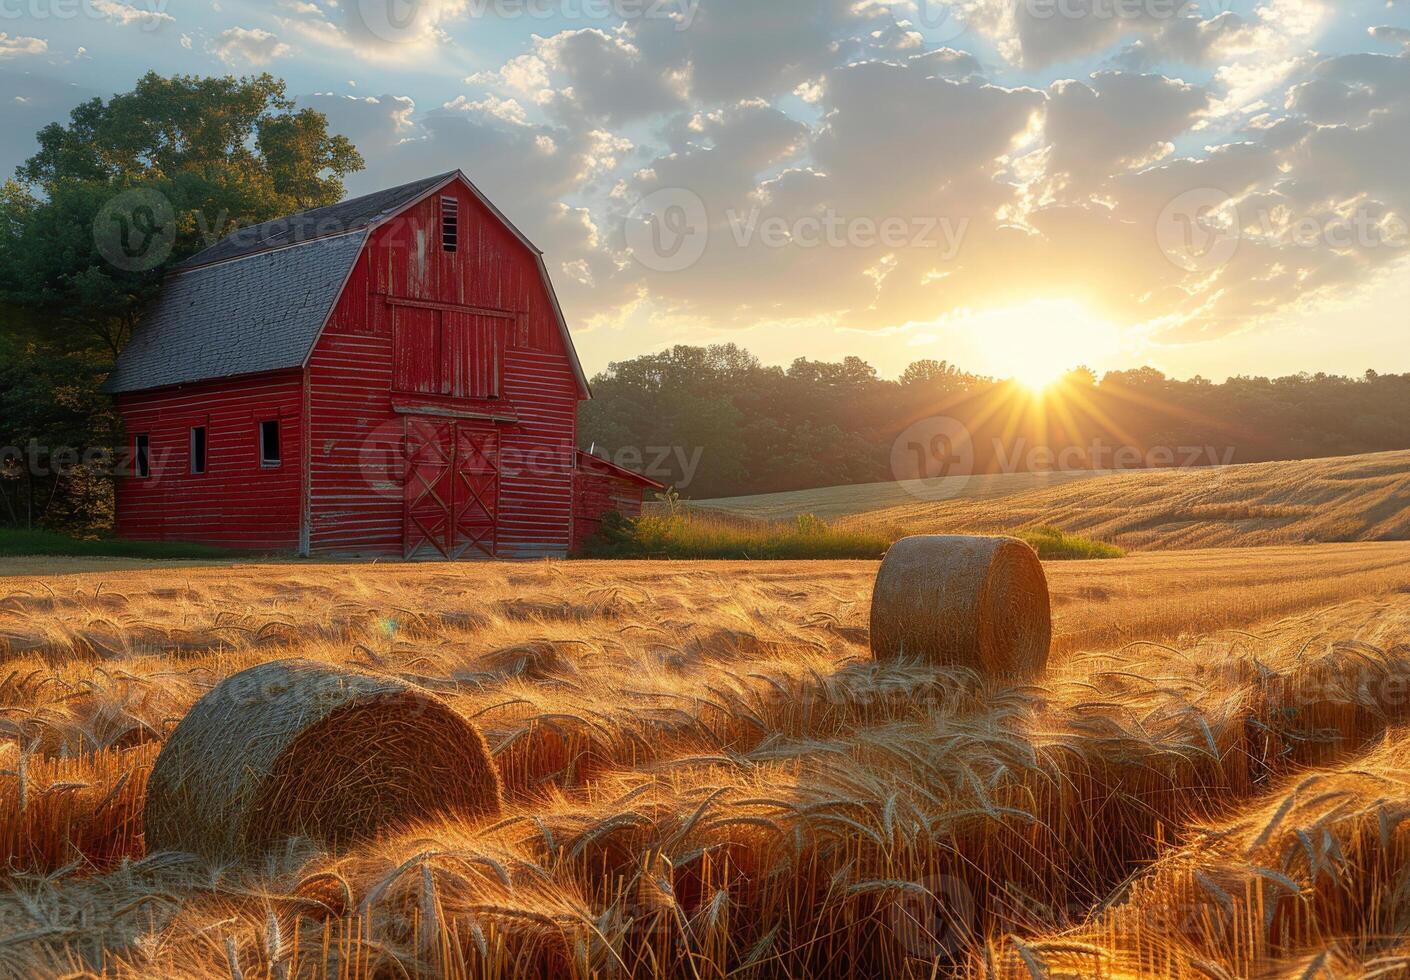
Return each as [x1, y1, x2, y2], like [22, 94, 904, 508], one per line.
[3, 71, 363, 355]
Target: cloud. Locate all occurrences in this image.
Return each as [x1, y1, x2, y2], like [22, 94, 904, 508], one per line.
[1042, 72, 1210, 190]
[1370, 25, 1410, 52]
[0, 33, 47, 59]
[279, 0, 468, 62]
[209, 27, 293, 66]
[89, 0, 175, 30]
[531, 28, 688, 124]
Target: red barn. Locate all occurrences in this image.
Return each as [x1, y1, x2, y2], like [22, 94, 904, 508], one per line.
[104, 171, 661, 559]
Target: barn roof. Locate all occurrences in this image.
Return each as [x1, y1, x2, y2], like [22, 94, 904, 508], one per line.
[104, 172, 592, 397]
[577, 450, 666, 490]
[175, 172, 456, 271]
[103, 230, 367, 395]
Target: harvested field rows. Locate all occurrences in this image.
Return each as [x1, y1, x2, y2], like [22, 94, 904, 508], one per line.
[689, 449, 1410, 553]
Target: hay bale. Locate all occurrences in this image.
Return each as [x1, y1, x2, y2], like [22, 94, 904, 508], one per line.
[870, 535, 1051, 679]
[145, 659, 502, 861]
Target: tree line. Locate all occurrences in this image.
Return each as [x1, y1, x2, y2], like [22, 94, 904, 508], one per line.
[580, 346, 1410, 500]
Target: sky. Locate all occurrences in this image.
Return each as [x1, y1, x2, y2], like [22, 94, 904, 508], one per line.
[1, 0, 1408, 383]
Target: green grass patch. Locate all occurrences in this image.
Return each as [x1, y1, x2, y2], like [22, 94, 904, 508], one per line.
[1016, 525, 1126, 560]
[581, 511, 897, 560]
[0, 529, 247, 560]
[582, 512, 1125, 561]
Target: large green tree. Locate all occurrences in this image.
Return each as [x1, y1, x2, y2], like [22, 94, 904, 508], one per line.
[3, 71, 363, 355]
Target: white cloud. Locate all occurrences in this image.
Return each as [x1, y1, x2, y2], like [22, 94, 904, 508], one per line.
[90, 0, 175, 30]
[0, 33, 47, 59]
[209, 26, 293, 66]
[279, 0, 468, 62]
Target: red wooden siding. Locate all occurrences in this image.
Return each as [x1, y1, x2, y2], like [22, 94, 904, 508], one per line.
[306, 179, 582, 558]
[443, 312, 502, 399]
[392, 307, 439, 395]
[113, 371, 303, 550]
[572, 466, 648, 553]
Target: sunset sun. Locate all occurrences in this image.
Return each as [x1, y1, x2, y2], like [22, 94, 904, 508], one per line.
[946, 300, 1124, 394]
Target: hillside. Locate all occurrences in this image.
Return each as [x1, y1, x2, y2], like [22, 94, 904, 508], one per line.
[687, 449, 1410, 551]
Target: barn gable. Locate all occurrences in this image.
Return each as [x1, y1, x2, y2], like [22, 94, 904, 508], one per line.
[105, 172, 590, 397]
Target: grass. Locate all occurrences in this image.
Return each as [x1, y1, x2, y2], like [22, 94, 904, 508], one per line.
[582, 511, 1122, 561]
[1016, 525, 1125, 560]
[0, 528, 246, 560]
[582, 511, 897, 559]
[2, 544, 1410, 977]
[686, 448, 1410, 552]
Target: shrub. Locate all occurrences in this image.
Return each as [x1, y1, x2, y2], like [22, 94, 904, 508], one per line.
[1017, 525, 1125, 560]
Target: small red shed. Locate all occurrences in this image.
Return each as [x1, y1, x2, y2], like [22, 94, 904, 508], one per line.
[104, 171, 662, 559]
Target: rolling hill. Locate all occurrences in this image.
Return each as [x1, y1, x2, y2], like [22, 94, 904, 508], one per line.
[685, 449, 1410, 551]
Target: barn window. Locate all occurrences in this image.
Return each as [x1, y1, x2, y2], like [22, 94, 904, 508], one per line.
[259, 420, 282, 467]
[134, 434, 150, 479]
[441, 196, 459, 252]
[190, 426, 207, 475]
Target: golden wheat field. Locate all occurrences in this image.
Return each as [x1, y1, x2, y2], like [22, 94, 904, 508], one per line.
[690, 450, 1410, 552]
[2, 542, 1410, 978]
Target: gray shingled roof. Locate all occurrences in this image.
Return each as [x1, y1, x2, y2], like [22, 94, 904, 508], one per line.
[176, 172, 456, 271]
[102, 231, 367, 394]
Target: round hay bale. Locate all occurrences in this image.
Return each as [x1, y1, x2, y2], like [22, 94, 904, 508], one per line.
[145, 659, 502, 861]
[869, 535, 1051, 679]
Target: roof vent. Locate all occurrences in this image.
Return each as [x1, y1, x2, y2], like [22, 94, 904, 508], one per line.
[441, 196, 459, 253]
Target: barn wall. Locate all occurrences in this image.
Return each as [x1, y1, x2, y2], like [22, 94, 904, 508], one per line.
[306, 180, 583, 558]
[572, 469, 648, 553]
[114, 371, 304, 550]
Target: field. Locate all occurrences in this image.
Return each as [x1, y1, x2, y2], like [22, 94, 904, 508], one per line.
[2, 541, 1410, 977]
[686, 450, 1410, 551]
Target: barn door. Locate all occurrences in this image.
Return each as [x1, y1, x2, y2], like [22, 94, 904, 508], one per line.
[404, 418, 455, 560]
[451, 423, 499, 559]
[404, 417, 499, 560]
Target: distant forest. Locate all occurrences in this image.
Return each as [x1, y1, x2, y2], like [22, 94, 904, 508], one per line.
[579, 345, 1410, 500]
